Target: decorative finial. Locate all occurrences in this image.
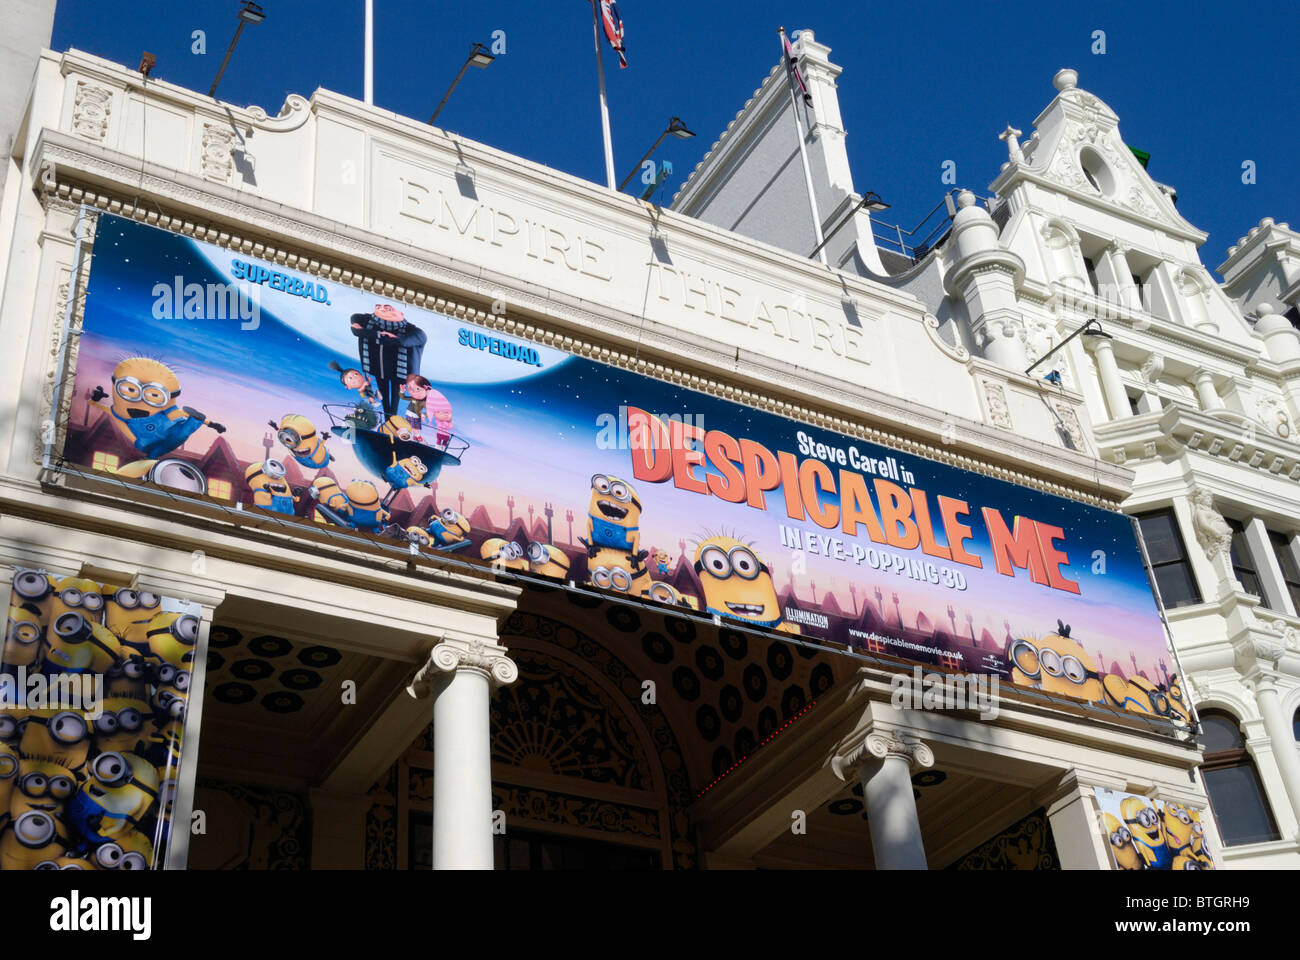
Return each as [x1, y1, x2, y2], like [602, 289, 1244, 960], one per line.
[956, 189, 976, 209]
[1053, 68, 1078, 92]
[999, 124, 1024, 164]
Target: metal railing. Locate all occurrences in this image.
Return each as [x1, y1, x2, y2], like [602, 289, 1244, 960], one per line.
[868, 188, 1001, 262]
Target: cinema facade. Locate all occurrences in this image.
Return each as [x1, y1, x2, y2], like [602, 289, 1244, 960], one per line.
[0, 46, 1221, 871]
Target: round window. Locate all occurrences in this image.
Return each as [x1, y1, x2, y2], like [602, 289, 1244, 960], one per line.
[1079, 147, 1115, 196]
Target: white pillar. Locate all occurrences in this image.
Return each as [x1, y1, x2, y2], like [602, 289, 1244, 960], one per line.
[407, 637, 517, 870]
[1193, 368, 1225, 412]
[1044, 779, 1112, 869]
[857, 731, 933, 870]
[1105, 242, 1139, 310]
[1251, 674, 1300, 828]
[1088, 335, 1131, 420]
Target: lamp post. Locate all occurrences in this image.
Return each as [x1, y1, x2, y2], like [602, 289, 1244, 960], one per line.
[209, 1, 266, 99]
[617, 117, 695, 192]
[429, 42, 495, 126]
[809, 191, 889, 261]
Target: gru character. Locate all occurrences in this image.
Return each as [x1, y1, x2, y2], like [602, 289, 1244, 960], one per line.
[350, 304, 427, 417]
[89, 357, 225, 460]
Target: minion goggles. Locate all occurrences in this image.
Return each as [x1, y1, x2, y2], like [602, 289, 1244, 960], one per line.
[113, 376, 178, 407]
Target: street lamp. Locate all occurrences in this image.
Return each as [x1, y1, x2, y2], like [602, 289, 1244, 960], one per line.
[429, 42, 496, 126]
[808, 191, 889, 260]
[1025, 318, 1111, 380]
[617, 117, 695, 192]
[209, 1, 266, 98]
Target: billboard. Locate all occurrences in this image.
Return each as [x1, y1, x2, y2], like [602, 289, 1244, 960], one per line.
[59, 213, 1185, 722]
[1093, 788, 1217, 870]
[2, 568, 199, 870]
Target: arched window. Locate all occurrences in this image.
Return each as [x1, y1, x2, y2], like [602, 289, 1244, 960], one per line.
[1293, 706, 1299, 742]
[1199, 710, 1280, 846]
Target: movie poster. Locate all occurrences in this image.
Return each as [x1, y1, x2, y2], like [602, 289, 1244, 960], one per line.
[2, 567, 199, 869]
[1093, 788, 1217, 870]
[60, 213, 1184, 722]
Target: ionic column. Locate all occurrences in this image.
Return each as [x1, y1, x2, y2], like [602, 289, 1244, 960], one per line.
[1106, 241, 1140, 310]
[1248, 673, 1300, 828]
[1086, 334, 1131, 420]
[407, 637, 518, 870]
[1193, 368, 1225, 412]
[857, 731, 933, 870]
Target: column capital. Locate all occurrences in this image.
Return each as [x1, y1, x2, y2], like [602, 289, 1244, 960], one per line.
[407, 636, 518, 698]
[833, 728, 934, 777]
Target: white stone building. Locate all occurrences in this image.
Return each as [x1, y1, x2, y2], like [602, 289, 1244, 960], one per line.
[0, 31, 1256, 871]
[676, 31, 1300, 868]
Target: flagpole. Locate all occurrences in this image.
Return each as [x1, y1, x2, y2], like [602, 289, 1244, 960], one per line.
[591, 2, 616, 189]
[364, 0, 374, 105]
[779, 28, 827, 265]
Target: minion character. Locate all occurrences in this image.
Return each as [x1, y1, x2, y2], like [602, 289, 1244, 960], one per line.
[35, 853, 98, 870]
[91, 698, 150, 756]
[1165, 674, 1192, 725]
[1171, 851, 1210, 870]
[642, 580, 699, 610]
[4, 604, 45, 669]
[143, 611, 199, 667]
[0, 709, 24, 747]
[406, 526, 431, 547]
[1161, 801, 1195, 856]
[272, 414, 333, 470]
[66, 751, 160, 845]
[1102, 812, 1145, 870]
[1102, 674, 1174, 719]
[8, 756, 78, 823]
[1189, 808, 1209, 857]
[653, 550, 671, 576]
[587, 545, 652, 596]
[309, 476, 353, 525]
[343, 480, 388, 532]
[427, 508, 471, 549]
[582, 474, 642, 555]
[103, 586, 161, 639]
[88, 357, 225, 459]
[104, 653, 152, 701]
[18, 710, 93, 773]
[1005, 621, 1104, 703]
[385, 453, 428, 492]
[150, 662, 191, 723]
[527, 542, 572, 579]
[49, 575, 106, 627]
[481, 538, 528, 571]
[0, 742, 18, 830]
[110, 826, 155, 870]
[1121, 796, 1171, 869]
[694, 536, 799, 634]
[10, 568, 56, 622]
[245, 459, 300, 515]
[44, 610, 122, 675]
[377, 414, 415, 444]
[1, 809, 70, 870]
[145, 717, 185, 772]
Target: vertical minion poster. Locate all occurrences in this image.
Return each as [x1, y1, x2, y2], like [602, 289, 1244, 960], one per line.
[61, 214, 1185, 723]
[2, 568, 199, 870]
[1093, 788, 1217, 870]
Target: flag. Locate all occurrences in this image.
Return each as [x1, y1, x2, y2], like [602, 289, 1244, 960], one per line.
[782, 31, 812, 106]
[599, 0, 627, 69]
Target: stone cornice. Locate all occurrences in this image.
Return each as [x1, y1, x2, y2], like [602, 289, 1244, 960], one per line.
[29, 133, 1133, 508]
[1095, 405, 1300, 480]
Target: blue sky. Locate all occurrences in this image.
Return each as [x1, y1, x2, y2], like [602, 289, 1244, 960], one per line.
[52, 1, 1296, 276]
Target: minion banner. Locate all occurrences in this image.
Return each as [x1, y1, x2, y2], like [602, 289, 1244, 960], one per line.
[1093, 788, 1217, 870]
[2, 568, 198, 870]
[60, 214, 1183, 724]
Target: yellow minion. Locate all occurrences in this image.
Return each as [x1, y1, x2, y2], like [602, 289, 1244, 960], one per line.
[527, 542, 572, 579]
[45, 610, 122, 674]
[583, 474, 642, 555]
[694, 535, 797, 634]
[9, 568, 56, 623]
[92, 697, 151, 756]
[343, 480, 388, 532]
[245, 459, 299, 515]
[310, 476, 352, 523]
[68, 751, 160, 843]
[1102, 812, 1145, 870]
[49, 575, 105, 626]
[5, 604, 45, 668]
[0, 742, 18, 827]
[586, 546, 652, 596]
[1161, 801, 1195, 855]
[642, 580, 699, 610]
[1, 809, 70, 870]
[9, 756, 78, 820]
[143, 611, 200, 666]
[1121, 796, 1171, 869]
[273, 413, 333, 469]
[427, 508, 471, 548]
[481, 538, 528, 571]
[1008, 621, 1103, 703]
[103, 586, 162, 638]
[88, 356, 225, 459]
[19, 710, 93, 772]
[377, 414, 414, 444]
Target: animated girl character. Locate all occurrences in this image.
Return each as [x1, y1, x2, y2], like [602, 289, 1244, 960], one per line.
[426, 388, 454, 447]
[329, 360, 383, 424]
